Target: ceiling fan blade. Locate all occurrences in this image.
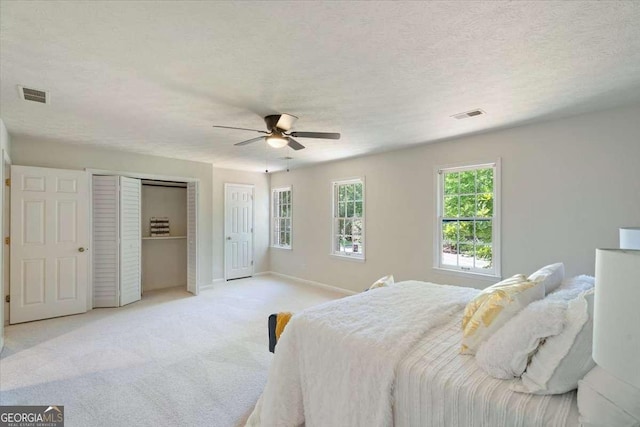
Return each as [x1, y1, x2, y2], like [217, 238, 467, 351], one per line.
[275, 114, 298, 131]
[234, 136, 266, 146]
[289, 131, 340, 140]
[286, 137, 305, 151]
[213, 125, 268, 134]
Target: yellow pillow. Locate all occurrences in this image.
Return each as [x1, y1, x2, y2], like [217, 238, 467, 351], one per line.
[461, 274, 545, 355]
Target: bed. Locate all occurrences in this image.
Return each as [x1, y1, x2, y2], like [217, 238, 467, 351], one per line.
[247, 280, 579, 427]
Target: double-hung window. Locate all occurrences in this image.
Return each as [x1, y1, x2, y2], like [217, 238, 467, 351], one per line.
[436, 161, 500, 277]
[271, 187, 292, 249]
[332, 178, 365, 259]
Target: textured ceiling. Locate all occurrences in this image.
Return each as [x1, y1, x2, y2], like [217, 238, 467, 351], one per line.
[1, 1, 640, 172]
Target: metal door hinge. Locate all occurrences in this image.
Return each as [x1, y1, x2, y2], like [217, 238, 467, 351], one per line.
[4, 237, 9, 245]
[5, 295, 9, 303]
[251, 260, 254, 266]
[5, 178, 9, 186]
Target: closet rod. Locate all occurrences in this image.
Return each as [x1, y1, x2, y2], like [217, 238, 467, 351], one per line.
[141, 180, 187, 189]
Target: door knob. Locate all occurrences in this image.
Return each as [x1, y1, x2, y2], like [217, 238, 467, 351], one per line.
[78, 247, 86, 252]
[226, 237, 231, 240]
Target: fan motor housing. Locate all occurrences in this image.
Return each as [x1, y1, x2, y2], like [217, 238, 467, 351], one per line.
[264, 115, 283, 131]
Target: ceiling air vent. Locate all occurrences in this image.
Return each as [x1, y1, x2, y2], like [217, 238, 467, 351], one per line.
[18, 86, 49, 104]
[451, 109, 485, 120]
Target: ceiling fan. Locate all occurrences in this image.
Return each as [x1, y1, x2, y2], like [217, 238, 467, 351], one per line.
[213, 114, 340, 151]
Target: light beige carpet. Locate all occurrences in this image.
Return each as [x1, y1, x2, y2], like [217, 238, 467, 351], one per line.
[0, 275, 345, 427]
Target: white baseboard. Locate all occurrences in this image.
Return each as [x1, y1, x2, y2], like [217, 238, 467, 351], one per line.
[265, 271, 357, 296]
[209, 272, 356, 296]
[253, 271, 270, 277]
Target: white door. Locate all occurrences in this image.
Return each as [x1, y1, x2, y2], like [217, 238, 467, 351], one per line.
[225, 184, 254, 280]
[119, 176, 141, 306]
[10, 166, 89, 324]
[187, 181, 199, 295]
[92, 175, 119, 307]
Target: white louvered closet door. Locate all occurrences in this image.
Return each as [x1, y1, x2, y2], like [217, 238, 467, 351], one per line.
[187, 181, 199, 295]
[92, 175, 119, 307]
[119, 176, 141, 306]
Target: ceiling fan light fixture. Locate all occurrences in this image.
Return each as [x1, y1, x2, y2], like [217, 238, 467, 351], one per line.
[266, 135, 288, 148]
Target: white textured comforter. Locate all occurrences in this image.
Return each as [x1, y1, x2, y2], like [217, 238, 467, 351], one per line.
[395, 316, 579, 427]
[246, 281, 478, 427]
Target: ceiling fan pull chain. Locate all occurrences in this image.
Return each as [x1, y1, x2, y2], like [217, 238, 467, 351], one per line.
[265, 139, 269, 173]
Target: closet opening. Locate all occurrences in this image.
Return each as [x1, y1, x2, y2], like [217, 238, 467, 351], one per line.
[141, 179, 188, 296]
[91, 171, 199, 309]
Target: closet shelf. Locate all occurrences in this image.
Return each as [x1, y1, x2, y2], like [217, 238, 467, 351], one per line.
[141, 236, 187, 240]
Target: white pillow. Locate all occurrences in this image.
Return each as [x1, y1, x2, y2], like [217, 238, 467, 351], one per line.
[548, 274, 594, 301]
[368, 274, 394, 290]
[528, 262, 564, 293]
[513, 289, 595, 394]
[476, 297, 567, 379]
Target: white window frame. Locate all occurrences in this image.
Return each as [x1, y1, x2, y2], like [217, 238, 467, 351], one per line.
[434, 160, 501, 279]
[271, 186, 292, 250]
[331, 177, 365, 261]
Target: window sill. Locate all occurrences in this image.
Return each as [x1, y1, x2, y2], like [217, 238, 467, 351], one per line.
[330, 253, 365, 263]
[270, 246, 292, 251]
[432, 266, 501, 282]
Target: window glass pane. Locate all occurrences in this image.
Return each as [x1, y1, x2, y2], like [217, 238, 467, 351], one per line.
[459, 243, 474, 267]
[338, 202, 346, 217]
[477, 168, 493, 193]
[339, 185, 346, 203]
[441, 241, 458, 266]
[475, 245, 492, 269]
[343, 235, 353, 253]
[476, 193, 493, 217]
[345, 184, 354, 201]
[475, 220, 492, 245]
[459, 171, 475, 194]
[355, 201, 363, 217]
[346, 202, 354, 217]
[285, 191, 291, 204]
[442, 220, 458, 243]
[344, 219, 352, 235]
[280, 219, 286, 232]
[352, 235, 362, 254]
[341, 235, 348, 252]
[355, 184, 363, 201]
[444, 172, 459, 195]
[459, 220, 474, 243]
[459, 195, 475, 217]
[443, 196, 459, 217]
[352, 219, 363, 236]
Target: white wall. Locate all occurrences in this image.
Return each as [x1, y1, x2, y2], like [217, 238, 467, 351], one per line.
[270, 104, 640, 293]
[9, 137, 270, 290]
[0, 119, 11, 350]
